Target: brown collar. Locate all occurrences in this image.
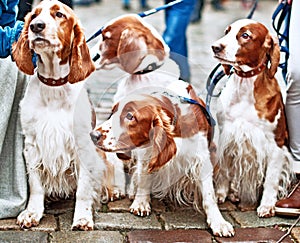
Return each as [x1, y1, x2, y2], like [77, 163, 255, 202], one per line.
[234, 60, 267, 78]
[37, 73, 69, 86]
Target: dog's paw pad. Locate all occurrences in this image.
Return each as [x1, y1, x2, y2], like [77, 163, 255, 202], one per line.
[129, 201, 151, 217]
[17, 210, 41, 229]
[109, 189, 126, 202]
[72, 218, 94, 231]
[257, 205, 275, 218]
[210, 220, 235, 237]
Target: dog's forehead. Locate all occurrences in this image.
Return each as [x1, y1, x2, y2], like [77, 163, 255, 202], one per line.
[118, 94, 147, 114]
[226, 19, 257, 35]
[32, 0, 70, 17]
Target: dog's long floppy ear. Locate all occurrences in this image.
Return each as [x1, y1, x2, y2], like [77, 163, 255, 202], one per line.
[148, 112, 177, 173]
[264, 34, 280, 78]
[117, 28, 148, 74]
[68, 23, 95, 83]
[12, 13, 35, 75]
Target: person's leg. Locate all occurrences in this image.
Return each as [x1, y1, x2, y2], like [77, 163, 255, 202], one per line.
[0, 58, 28, 219]
[163, 0, 196, 82]
[275, 1, 300, 216]
[140, 0, 147, 9]
[190, 0, 205, 23]
[122, 0, 130, 10]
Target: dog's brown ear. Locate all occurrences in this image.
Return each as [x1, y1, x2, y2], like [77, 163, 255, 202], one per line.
[69, 23, 95, 83]
[117, 28, 147, 74]
[264, 34, 280, 78]
[222, 64, 232, 75]
[12, 13, 35, 75]
[148, 113, 177, 173]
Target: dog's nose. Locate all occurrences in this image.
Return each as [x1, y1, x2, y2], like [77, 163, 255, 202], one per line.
[30, 20, 46, 33]
[212, 43, 225, 54]
[90, 130, 102, 144]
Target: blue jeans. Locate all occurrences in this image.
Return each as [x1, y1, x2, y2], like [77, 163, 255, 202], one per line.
[163, 0, 196, 82]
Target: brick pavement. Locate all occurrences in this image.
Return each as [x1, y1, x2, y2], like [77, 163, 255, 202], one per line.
[1, 0, 299, 242]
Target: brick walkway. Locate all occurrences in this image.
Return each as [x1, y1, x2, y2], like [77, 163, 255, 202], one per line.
[1, 0, 299, 242]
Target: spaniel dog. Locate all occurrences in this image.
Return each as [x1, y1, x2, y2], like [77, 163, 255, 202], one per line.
[91, 14, 179, 103]
[211, 19, 294, 217]
[12, 0, 106, 230]
[90, 80, 235, 237]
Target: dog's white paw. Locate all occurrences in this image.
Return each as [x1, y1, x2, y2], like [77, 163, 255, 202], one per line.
[216, 190, 227, 204]
[257, 205, 275, 218]
[17, 210, 42, 228]
[109, 187, 126, 202]
[130, 200, 151, 217]
[210, 220, 235, 237]
[72, 218, 94, 231]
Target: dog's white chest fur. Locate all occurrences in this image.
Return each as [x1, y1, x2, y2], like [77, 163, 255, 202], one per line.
[20, 77, 85, 197]
[219, 76, 259, 123]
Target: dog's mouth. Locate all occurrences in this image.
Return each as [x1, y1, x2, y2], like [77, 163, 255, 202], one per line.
[214, 55, 236, 65]
[92, 141, 133, 153]
[32, 37, 51, 47]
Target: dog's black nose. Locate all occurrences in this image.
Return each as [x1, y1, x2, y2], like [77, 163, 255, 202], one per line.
[212, 43, 225, 54]
[30, 20, 46, 33]
[90, 130, 102, 144]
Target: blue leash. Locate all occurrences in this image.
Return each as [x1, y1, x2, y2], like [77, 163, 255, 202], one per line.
[86, 0, 183, 43]
[272, 0, 291, 83]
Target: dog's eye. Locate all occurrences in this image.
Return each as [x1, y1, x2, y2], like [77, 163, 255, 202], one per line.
[241, 32, 250, 39]
[55, 11, 65, 18]
[125, 112, 134, 121]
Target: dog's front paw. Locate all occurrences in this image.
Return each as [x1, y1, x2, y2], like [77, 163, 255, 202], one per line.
[130, 199, 151, 217]
[17, 210, 42, 228]
[210, 220, 235, 237]
[257, 205, 275, 218]
[72, 218, 94, 231]
[109, 188, 126, 202]
[216, 189, 227, 204]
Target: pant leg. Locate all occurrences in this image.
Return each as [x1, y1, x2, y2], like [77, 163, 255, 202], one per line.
[0, 58, 28, 219]
[285, 1, 300, 172]
[163, 0, 196, 82]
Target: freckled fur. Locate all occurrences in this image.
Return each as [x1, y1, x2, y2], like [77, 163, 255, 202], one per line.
[93, 82, 235, 237]
[212, 19, 294, 217]
[12, 0, 105, 231]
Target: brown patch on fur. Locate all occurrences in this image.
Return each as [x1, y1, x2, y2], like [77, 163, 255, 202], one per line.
[100, 15, 166, 73]
[12, 13, 35, 75]
[172, 85, 211, 141]
[254, 73, 288, 147]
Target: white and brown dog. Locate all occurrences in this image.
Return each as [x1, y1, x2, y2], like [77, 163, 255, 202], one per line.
[12, 0, 106, 230]
[90, 80, 234, 237]
[211, 19, 294, 217]
[91, 14, 180, 103]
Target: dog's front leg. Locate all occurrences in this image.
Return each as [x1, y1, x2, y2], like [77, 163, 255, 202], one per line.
[257, 148, 283, 218]
[17, 143, 45, 228]
[72, 149, 105, 231]
[200, 164, 234, 237]
[129, 157, 152, 217]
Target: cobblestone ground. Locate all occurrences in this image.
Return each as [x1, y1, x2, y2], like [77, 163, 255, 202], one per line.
[1, 0, 299, 242]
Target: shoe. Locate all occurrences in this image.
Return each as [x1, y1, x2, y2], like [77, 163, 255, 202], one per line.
[275, 181, 300, 217]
